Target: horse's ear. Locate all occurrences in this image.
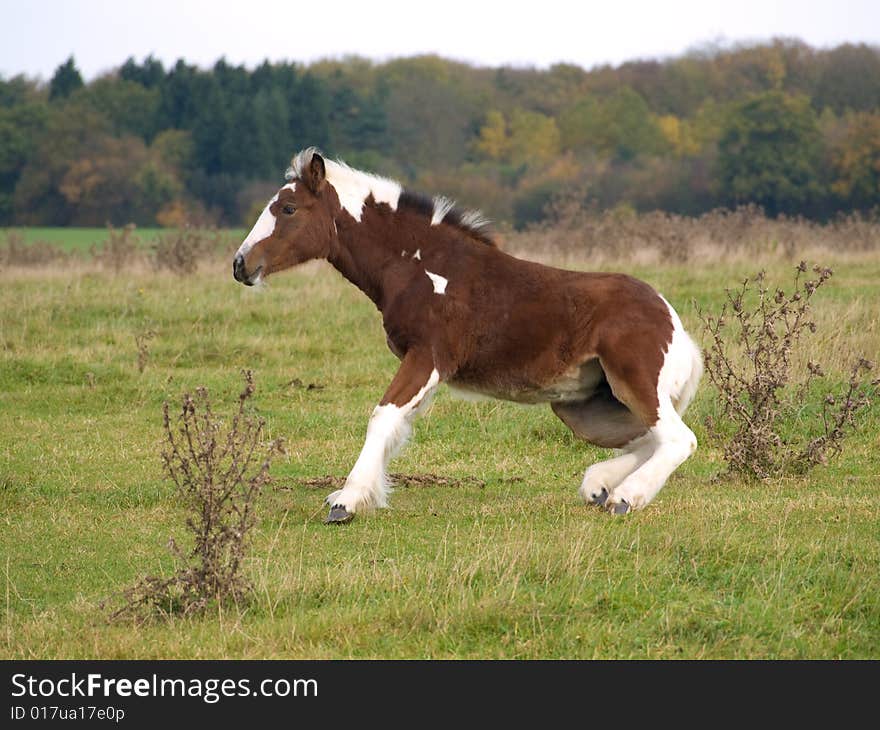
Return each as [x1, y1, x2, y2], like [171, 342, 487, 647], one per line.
[306, 152, 326, 194]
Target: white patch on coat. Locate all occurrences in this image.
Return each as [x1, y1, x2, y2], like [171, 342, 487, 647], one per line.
[288, 147, 401, 222]
[412, 249, 421, 260]
[326, 369, 440, 513]
[431, 196, 455, 225]
[425, 270, 448, 294]
[657, 294, 703, 415]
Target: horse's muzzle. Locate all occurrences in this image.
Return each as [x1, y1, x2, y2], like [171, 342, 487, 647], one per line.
[233, 254, 253, 285]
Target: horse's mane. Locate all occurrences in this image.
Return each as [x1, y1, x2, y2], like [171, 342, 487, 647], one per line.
[395, 191, 494, 247]
[286, 148, 495, 247]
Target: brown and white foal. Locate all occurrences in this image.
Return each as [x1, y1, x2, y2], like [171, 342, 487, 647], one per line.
[233, 148, 703, 523]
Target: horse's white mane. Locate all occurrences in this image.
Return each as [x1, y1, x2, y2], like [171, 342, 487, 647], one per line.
[285, 147, 491, 239]
[286, 147, 402, 222]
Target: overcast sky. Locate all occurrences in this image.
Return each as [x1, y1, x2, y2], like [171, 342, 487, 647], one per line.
[2, 0, 879, 80]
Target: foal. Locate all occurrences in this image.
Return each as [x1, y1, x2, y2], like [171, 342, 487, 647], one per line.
[233, 148, 703, 523]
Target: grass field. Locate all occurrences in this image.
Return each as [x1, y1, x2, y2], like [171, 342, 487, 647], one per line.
[0, 227, 247, 253]
[1, 243, 879, 658]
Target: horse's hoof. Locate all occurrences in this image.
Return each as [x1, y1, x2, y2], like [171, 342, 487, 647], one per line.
[610, 499, 630, 515]
[590, 488, 609, 507]
[325, 505, 354, 524]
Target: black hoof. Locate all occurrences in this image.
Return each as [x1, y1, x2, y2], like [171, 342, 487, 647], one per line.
[611, 500, 630, 515]
[590, 488, 609, 507]
[325, 505, 354, 524]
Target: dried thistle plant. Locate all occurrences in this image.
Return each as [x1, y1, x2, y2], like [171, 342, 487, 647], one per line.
[111, 370, 284, 621]
[797, 358, 878, 470]
[700, 262, 878, 479]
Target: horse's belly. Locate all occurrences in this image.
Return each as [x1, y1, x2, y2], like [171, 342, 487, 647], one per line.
[448, 358, 605, 405]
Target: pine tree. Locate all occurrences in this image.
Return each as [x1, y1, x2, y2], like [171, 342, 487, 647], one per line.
[48, 57, 84, 101]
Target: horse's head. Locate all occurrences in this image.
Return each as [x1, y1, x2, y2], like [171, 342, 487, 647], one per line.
[233, 150, 338, 286]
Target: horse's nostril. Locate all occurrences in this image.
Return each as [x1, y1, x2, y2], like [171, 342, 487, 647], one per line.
[233, 254, 245, 281]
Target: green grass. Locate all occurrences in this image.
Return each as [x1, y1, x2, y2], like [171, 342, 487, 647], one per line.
[1, 227, 247, 252]
[1, 251, 878, 659]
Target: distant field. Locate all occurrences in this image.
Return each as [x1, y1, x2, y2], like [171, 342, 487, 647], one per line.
[1, 237, 878, 659]
[1, 227, 247, 252]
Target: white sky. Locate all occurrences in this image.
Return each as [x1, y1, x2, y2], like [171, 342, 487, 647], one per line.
[1, 0, 878, 80]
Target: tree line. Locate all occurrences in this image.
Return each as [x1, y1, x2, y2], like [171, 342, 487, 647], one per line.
[1, 39, 879, 228]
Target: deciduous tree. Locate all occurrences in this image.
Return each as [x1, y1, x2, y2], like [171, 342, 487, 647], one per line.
[717, 92, 824, 216]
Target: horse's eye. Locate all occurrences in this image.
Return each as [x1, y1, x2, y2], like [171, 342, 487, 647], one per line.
[283, 205, 295, 215]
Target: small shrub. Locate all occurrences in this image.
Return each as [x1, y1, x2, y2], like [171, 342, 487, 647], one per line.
[111, 371, 283, 620]
[151, 227, 230, 275]
[700, 262, 879, 479]
[91, 224, 142, 272]
[0, 231, 68, 267]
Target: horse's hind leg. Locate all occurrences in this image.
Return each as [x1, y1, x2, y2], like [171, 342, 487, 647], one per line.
[579, 436, 655, 506]
[595, 311, 702, 513]
[551, 388, 652, 506]
[606, 398, 696, 513]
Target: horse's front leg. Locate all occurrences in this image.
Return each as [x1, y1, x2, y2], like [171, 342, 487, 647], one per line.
[325, 350, 440, 523]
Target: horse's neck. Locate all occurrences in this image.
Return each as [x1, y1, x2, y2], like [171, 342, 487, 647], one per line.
[327, 214, 406, 311]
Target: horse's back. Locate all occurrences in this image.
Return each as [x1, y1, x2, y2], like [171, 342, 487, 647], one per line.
[437, 251, 678, 405]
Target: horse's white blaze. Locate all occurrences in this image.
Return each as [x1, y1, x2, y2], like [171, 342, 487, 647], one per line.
[328, 369, 440, 513]
[236, 194, 278, 259]
[236, 182, 295, 259]
[431, 196, 455, 225]
[606, 296, 701, 511]
[425, 270, 448, 294]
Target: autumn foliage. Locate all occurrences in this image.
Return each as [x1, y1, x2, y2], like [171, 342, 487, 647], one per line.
[2, 41, 879, 229]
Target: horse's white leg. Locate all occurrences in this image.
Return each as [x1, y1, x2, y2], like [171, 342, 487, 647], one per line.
[549, 390, 651, 505]
[325, 352, 438, 522]
[599, 296, 701, 513]
[579, 434, 655, 506]
[606, 400, 697, 513]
